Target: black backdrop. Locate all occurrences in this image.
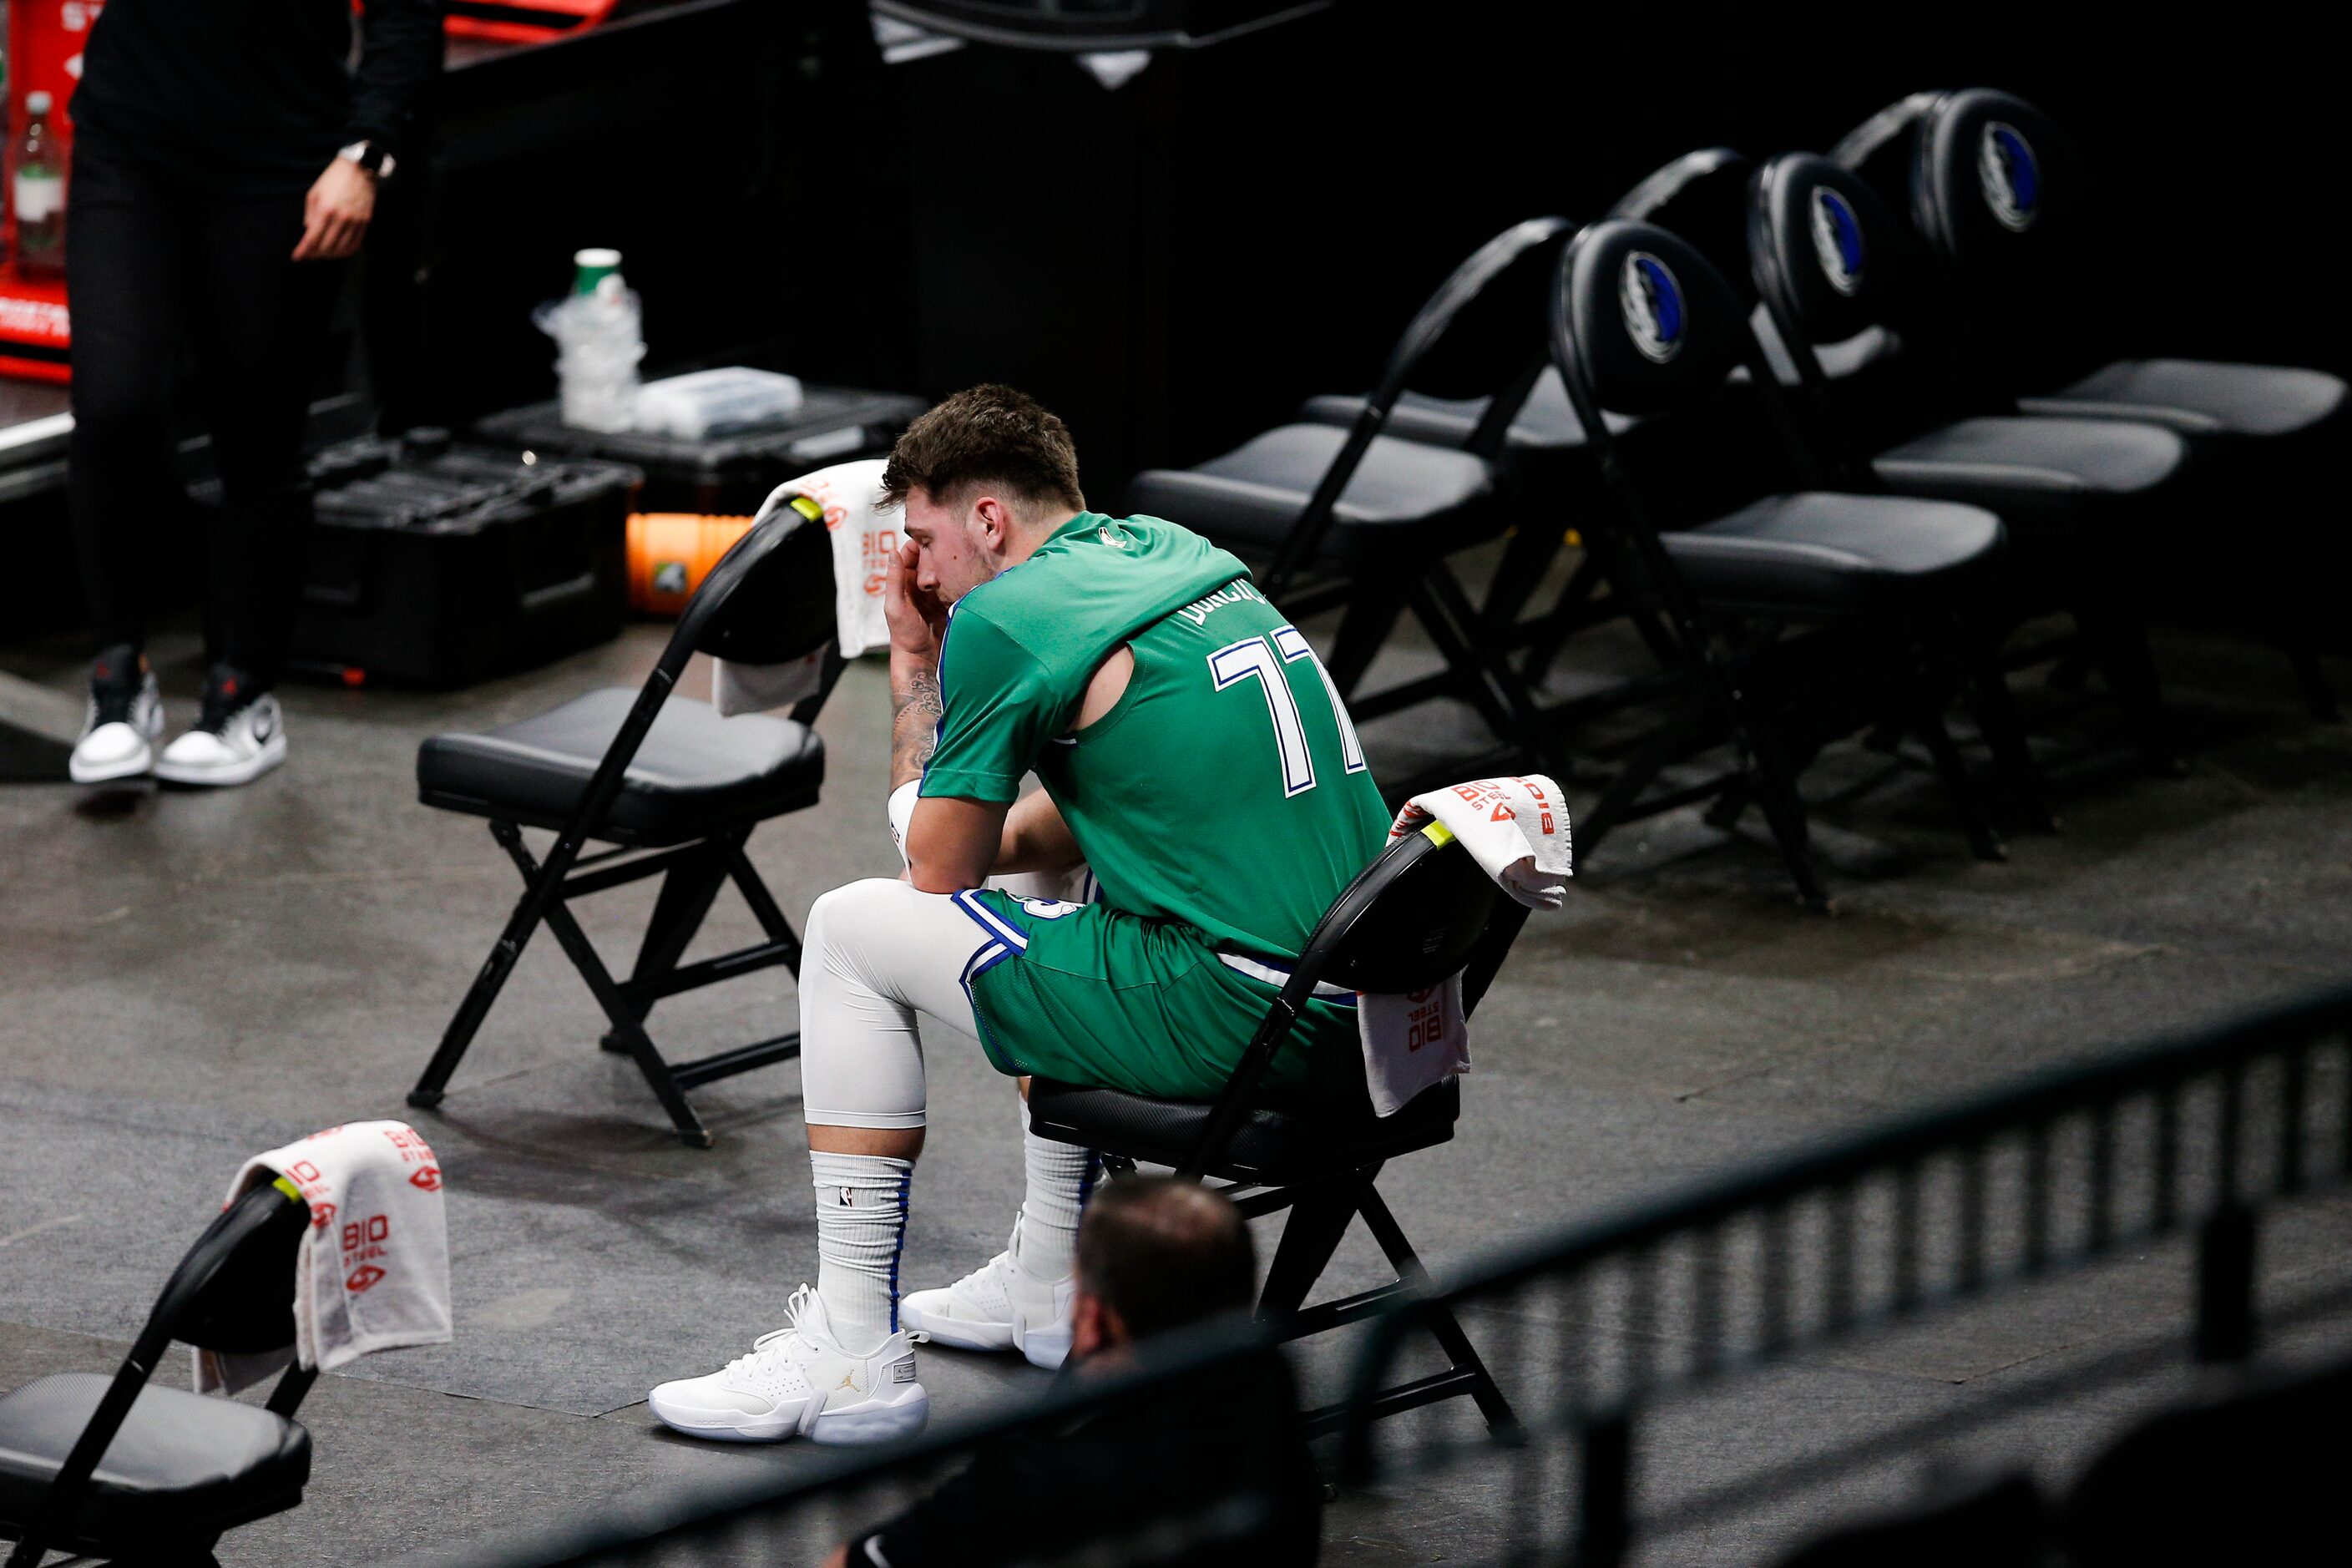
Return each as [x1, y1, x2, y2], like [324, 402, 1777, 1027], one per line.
[855, 1, 2346, 498]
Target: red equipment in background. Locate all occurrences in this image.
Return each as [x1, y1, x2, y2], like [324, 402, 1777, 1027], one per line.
[1, 0, 98, 382]
[445, 0, 622, 47]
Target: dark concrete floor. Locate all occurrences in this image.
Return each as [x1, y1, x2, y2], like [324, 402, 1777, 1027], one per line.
[3, 588, 2349, 1566]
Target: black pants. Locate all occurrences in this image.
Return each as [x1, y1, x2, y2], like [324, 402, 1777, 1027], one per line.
[67, 131, 345, 685]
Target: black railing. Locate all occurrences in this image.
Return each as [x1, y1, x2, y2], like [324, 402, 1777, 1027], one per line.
[1337, 981, 2352, 1565]
[381, 983, 2352, 1567]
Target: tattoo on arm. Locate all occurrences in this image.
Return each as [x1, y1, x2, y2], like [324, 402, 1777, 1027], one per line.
[889, 666, 943, 791]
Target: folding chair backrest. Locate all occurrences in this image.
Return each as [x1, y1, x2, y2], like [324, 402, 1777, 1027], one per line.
[1308, 827, 1510, 998]
[1908, 88, 2074, 289]
[1382, 216, 1579, 409]
[153, 1179, 311, 1357]
[1610, 148, 1758, 306]
[671, 494, 839, 672]
[1748, 153, 1919, 350]
[1550, 220, 1753, 422]
[1269, 215, 1573, 588]
[1828, 89, 1944, 207]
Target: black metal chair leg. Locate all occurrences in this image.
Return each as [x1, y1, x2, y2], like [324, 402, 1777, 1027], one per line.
[1356, 1187, 1521, 1438]
[1520, 553, 1609, 684]
[1478, 523, 1570, 636]
[1895, 642, 2006, 862]
[1257, 1176, 1366, 1318]
[722, 841, 805, 971]
[2076, 599, 2182, 775]
[1741, 720, 1833, 913]
[1960, 630, 2058, 832]
[537, 896, 713, 1146]
[410, 819, 553, 1108]
[1323, 588, 1409, 700]
[2283, 637, 2340, 722]
[600, 842, 734, 1053]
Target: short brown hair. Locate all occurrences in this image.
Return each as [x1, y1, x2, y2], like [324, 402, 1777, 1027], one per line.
[1075, 1177, 1256, 1340]
[880, 384, 1085, 515]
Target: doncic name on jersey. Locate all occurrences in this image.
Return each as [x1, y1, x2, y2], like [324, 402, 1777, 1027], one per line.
[1177, 579, 1267, 628]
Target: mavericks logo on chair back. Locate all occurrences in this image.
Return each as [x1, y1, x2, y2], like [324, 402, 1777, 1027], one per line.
[1978, 120, 2041, 232]
[1809, 186, 1865, 295]
[1619, 251, 1687, 363]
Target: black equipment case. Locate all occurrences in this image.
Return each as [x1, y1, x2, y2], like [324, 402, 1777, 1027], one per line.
[470, 382, 929, 515]
[195, 430, 642, 689]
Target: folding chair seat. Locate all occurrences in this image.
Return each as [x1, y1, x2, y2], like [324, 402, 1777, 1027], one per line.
[409, 498, 843, 1146]
[1122, 422, 1500, 572]
[1029, 822, 1530, 1438]
[1126, 218, 1579, 792]
[417, 687, 823, 845]
[1297, 364, 1590, 461]
[2, 1181, 316, 1568]
[2021, 357, 2346, 442]
[1667, 491, 2003, 612]
[1546, 220, 2036, 905]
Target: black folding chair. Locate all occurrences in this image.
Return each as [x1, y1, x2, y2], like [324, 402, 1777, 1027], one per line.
[1028, 823, 1528, 1438]
[409, 497, 842, 1146]
[1839, 87, 2345, 719]
[1744, 150, 2193, 774]
[1548, 220, 2026, 906]
[1125, 218, 1576, 797]
[0, 1181, 314, 1568]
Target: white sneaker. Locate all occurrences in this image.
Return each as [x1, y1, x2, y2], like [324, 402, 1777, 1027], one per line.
[900, 1234, 1077, 1370]
[647, 1285, 928, 1445]
[69, 662, 164, 784]
[155, 682, 286, 787]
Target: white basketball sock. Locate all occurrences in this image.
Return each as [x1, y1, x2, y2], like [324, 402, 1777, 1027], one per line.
[1011, 1100, 1099, 1282]
[810, 1150, 912, 1353]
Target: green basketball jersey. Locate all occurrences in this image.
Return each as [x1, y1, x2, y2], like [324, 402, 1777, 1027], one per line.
[922, 512, 1389, 958]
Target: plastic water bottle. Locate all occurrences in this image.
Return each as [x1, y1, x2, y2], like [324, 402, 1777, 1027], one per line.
[534, 247, 645, 432]
[13, 89, 68, 278]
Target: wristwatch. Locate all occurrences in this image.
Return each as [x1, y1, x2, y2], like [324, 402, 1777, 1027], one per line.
[338, 139, 397, 180]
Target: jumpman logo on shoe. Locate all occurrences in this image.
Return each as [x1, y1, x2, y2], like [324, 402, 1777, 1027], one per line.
[834, 1370, 858, 1393]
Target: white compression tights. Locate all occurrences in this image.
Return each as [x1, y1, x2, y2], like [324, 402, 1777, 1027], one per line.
[797, 877, 994, 1130]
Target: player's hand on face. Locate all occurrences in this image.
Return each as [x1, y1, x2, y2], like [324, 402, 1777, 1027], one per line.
[885, 539, 948, 660]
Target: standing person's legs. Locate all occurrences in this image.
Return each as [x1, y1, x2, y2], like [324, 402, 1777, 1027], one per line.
[66, 137, 195, 662]
[193, 189, 344, 689]
[150, 189, 343, 785]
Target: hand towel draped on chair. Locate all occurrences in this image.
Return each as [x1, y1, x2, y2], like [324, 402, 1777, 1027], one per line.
[711, 458, 898, 716]
[1355, 776, 1571, 1115]
[195, 1120, 453, 1395]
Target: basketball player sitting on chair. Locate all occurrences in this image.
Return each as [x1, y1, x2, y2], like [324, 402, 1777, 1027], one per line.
[648, 384, 1387, 1444]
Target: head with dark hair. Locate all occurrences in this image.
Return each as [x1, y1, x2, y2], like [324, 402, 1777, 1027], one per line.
[879, 384, 1089, 612]
[1070, 1177, 1257, 1355]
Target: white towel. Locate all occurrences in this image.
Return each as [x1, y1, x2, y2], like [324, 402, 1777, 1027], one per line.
[195, 1120, 453, 1395]
[1386, 774, 1573, 910]
[1355, 776, 1571, 1116]
[712, 457, 898, 717]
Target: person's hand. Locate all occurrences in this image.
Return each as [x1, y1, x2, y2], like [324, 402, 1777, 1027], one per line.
[884, 539, 947, 662]
[293, 158, 377, 261]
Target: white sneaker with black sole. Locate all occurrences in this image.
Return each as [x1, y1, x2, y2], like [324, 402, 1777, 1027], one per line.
[647, 1284, 928, 1444]
[155, 680, 286, 787]
[900, 1233, 1077, 1370]
[69, 657, 164, 784]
